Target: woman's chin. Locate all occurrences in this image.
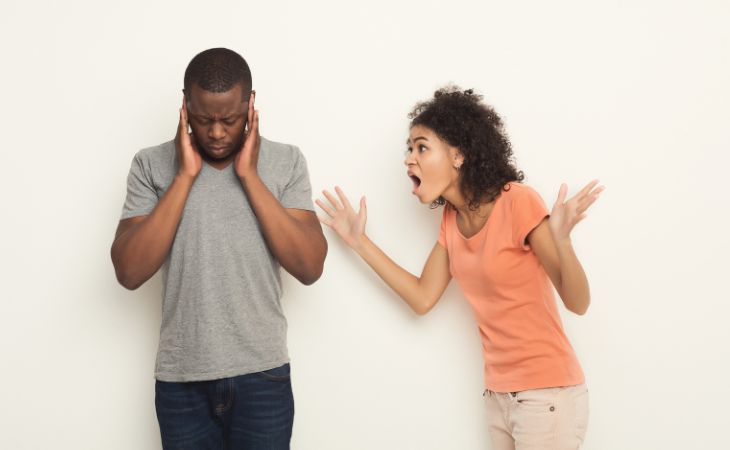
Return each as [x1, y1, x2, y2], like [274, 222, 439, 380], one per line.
[414, 191, 437, 204]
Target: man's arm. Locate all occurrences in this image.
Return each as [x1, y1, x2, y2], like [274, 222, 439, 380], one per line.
[111, 174, 195, 290]
[111, 99, 202, 290]
[240, 175, 327, 285]
[234, 94, 327, 285]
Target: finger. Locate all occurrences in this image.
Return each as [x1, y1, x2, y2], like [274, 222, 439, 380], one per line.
[323, 190, 343, 210]
[182, 97, 192, 128]
[555, 183, 568, 205]
[588, 185, 606, 197]
[247, 91, 256, 130]
[188, 131, 198, 151]
[317, 215, 333, 227]
[573, 213, 588, 225]
[252, 110, 260, 137]
[176, 108, 183, 140]
[358, 196, 367, 221]
[576, 179, 600, 199]
[576, 190, 603, 214]
[177, 97, 184, 130]
[315, 199, 336, 217]
[335, 186, 353, 210]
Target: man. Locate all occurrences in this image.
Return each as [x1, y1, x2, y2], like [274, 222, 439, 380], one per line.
[111, 48, 327, 449]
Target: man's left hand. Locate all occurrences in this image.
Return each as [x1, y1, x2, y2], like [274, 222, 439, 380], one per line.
[235, 90, 260, 180]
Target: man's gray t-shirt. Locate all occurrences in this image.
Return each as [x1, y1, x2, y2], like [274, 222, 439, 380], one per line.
[121, 137, 314, 382]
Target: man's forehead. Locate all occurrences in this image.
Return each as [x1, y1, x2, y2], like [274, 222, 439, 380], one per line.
[187, 87, 247, 117]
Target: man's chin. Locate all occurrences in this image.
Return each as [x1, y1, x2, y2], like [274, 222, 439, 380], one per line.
[203, 147, 233, 160]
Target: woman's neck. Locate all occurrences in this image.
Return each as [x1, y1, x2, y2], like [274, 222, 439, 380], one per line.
[443, 189, 495, 222]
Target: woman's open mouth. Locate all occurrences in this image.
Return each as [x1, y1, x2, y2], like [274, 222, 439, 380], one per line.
[409, 173, 422, 194]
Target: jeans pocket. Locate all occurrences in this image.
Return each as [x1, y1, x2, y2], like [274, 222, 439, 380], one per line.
[255, 363, 291, 382]
[514, 387, 558, 411]
[155, 381, 209, 416]
[572, 385, 590, 443]
[511, 388, 560, 441]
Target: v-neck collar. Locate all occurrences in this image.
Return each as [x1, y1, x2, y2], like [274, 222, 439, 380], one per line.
[202, 159, 234, 173]
[454, 192, 504, 241]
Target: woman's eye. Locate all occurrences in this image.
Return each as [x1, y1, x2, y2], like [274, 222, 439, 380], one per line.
[419, 145, 427, 152]
[405, 147, 412, 155]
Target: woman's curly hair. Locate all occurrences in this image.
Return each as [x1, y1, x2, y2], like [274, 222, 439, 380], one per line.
[409, 85, 524, 209]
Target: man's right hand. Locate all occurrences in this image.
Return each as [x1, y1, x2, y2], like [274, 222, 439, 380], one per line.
[175, 97, 202, 179]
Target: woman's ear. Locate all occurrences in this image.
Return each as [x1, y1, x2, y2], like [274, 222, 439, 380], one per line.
[451, 148, 464, 170]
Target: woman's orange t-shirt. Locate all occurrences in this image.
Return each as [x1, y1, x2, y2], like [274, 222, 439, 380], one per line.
[438, 183, 584, 392]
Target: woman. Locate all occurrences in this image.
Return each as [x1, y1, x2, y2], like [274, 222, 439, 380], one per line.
[317, 86, 603, 449]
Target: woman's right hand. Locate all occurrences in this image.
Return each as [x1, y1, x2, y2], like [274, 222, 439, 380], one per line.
[316, 186, 367, 250]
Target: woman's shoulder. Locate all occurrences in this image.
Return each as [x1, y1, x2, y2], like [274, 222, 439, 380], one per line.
[501, 182, 541, 201]
[499, 183, 548, 215]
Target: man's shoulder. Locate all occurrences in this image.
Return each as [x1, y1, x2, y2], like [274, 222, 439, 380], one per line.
[258, 136, 307, 181]
[260, 136, 303, 161]
[128, 141, 176, 177]
[134, 140, 175, 164]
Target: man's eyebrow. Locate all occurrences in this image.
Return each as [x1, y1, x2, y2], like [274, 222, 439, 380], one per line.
[188, 111, 209, 119]
[189, 112, 242, 120]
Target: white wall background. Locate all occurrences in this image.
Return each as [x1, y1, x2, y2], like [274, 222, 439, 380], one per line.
[1, 0, 728, 448]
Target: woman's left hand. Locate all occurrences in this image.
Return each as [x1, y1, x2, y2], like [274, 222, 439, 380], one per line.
[549, 180, 604, 244]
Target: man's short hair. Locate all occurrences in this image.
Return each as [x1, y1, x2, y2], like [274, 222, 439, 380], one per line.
[184, 48, 252, 95]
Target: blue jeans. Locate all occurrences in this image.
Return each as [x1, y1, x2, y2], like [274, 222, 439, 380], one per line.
[155, 364, 294, 450]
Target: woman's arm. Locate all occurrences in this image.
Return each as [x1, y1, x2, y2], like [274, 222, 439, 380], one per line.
[529, 181, 604, 315]
[317, 187, 451, 315]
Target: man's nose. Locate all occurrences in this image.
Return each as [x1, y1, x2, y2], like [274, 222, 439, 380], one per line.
[209, 122, 226, 140]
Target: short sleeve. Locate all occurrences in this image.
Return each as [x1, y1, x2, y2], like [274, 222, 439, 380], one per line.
[120, 154, 158, 220]
[511, 185, 549, 250]
[280, 146, 314, 211]
[437, 206, 450, 248]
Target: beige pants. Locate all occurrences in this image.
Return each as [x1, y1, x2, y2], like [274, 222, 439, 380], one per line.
[484, 384, 589, 450]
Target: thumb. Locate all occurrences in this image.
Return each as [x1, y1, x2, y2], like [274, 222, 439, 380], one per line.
[359, 196, 367, 219]
[555, 183, 568, 205]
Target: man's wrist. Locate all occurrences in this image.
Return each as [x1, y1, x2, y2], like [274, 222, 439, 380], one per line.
[174, 171, 197, 185]
[237, 170, 261, 186]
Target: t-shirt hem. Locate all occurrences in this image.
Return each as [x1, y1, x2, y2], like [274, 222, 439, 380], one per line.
[120, 209, 153, 220]
[520, 214, 550, 250]
[281, 203, 315, 212]
[154, 358, 291, 382]
[485, 374, 585, 393]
